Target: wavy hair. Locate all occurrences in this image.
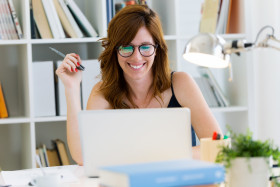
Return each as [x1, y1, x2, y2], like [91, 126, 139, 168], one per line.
[98, 5, 171, 108]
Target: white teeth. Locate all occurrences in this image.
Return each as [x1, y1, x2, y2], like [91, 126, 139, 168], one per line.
[129, 64, 144, 69]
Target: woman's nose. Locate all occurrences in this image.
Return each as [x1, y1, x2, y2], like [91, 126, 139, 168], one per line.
[130, 47, 142, 60]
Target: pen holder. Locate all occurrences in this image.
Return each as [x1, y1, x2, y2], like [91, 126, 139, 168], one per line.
[200, 138, 231, 163]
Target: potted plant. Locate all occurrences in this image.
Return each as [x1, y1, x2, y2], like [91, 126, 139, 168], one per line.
[215, 129, 280, 187]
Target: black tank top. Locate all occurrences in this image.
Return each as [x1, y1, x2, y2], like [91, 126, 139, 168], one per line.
[167, 72, 196, 146]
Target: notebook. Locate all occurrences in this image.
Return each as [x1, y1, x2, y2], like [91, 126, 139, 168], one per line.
[78, 108, 192, 177]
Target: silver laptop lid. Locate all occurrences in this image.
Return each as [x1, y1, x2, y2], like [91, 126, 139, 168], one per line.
[78, 108, 192, 177]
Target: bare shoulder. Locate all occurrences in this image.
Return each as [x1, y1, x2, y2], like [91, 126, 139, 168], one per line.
[86, 81, 112, 110]
[171, 71, 200, 106]
[172, 71, 196, 92]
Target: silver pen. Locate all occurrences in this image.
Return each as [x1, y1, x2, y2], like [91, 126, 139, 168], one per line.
[49, 47, 85, 71]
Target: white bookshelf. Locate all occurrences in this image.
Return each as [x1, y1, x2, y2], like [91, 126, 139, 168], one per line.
[0, 0, 249, 170]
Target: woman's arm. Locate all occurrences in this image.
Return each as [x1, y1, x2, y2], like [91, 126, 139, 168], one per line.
[56, 53, 83, 165]
[172, 72, 223, 159]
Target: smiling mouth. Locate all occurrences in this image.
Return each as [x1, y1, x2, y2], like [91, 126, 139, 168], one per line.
[128, 63, 146, 69]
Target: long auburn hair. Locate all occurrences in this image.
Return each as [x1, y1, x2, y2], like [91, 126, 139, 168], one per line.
[98, 5, 171, 109]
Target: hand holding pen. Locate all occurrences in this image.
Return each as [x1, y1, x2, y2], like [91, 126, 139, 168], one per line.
[49, 47, 85, 71]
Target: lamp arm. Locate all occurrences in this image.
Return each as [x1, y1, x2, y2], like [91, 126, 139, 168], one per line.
[224, 47, 252, 55]
[257, 35, 280, 51]
[224, 26, 280, 54]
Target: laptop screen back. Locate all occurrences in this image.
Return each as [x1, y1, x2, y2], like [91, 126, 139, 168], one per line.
[78, 108, 192, 177]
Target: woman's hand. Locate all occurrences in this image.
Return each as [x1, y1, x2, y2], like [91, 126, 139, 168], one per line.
[56, 53, 82, 88]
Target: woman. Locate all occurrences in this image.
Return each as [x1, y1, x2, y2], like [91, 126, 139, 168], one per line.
[56, 5, 222, 165]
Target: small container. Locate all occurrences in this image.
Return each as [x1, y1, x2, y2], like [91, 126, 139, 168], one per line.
[200, 137, 231, 163]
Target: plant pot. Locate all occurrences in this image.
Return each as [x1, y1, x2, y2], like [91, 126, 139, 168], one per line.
[227, 157, 271, 187]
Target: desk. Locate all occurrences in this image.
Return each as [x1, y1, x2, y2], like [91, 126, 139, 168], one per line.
[0, 166, 221, 187]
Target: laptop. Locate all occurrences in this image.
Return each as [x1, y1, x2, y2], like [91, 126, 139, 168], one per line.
[78, 108, 192, 177]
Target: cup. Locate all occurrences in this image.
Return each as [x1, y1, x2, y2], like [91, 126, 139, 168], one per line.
[31, 173, 61, 187]
[200, 137, 231, 162]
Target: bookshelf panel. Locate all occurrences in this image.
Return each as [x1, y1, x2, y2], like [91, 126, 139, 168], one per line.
[64, 0, 106, 38]
[175, 0, 203, 36]
[166, 40, 177, 71]
[149, 0, 176, 35]
[31, 42, 102, 62]
[83, 0, 107, 37]
[0, 123, 31, 170]
[85, 42, 103, 60]
[35, 121, 75, 165]
[210, 53, 248, 107]
[213, 112, 248, 135]
[0, 45, 29, 117]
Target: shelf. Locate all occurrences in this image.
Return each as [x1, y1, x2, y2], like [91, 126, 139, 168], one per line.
[0, 40, 28, 45]
[211, 106, 248, 113]
[221, 33, 246, 39]
[33, 116, 67, 123]
[164, 35, 178, 40]
[31, 37, 102, 44]
[0, 117, 31, 125]
[175, 33, 246, 41]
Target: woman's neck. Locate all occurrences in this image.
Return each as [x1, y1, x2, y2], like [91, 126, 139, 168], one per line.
[125, 73, 154, 104]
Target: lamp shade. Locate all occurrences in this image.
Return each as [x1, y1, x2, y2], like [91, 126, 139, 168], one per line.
[183, 33, 230, 68]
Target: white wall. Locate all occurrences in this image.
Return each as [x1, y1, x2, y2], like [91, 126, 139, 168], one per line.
[245, 0, 280, 145]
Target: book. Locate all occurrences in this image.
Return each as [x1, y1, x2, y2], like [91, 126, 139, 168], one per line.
[32, 61, 56, 117]
[194, 77, 219, 107]
[54, 0, 83, 38]
[0, 82, 8, 118]
[194, 77, 212, 106]
[7, 0, 23, 39]
[0, 0, 15, 39]
[53, 0, 76, 38]
[0, 5, 7, 39]
[65, 0, 98, 37]
[32, 0, 53, 39]
[81, 60, 100, 109]
[29, 1, 36, 39]
[199, 0, 220, 33]
[41, 0, 65, 39]
[0, 0, 10, 39]
[46, 149, 61, 166]
[54, 139, 70, 165]
[226, 0, 243, 33]
[35, 149, 41, 168]
[42, 144, 50, 167]
[99, 159, 225, 187]
[215, 0, 231, 34]
[38, 148, 47, 167]
[198, 67, 230, 107]
[4, 0, 18, 39]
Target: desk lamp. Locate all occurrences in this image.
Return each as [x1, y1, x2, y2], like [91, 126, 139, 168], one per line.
[183, 25, 280, 69]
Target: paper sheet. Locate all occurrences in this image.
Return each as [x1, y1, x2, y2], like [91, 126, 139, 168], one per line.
[1, 165, 80, 186]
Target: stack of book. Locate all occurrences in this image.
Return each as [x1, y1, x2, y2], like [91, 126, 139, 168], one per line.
[194, 67, 230, 107]
[31, 0, 98, 39]
[36, 139, 71, 167]
[0, 0, 23, 40]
